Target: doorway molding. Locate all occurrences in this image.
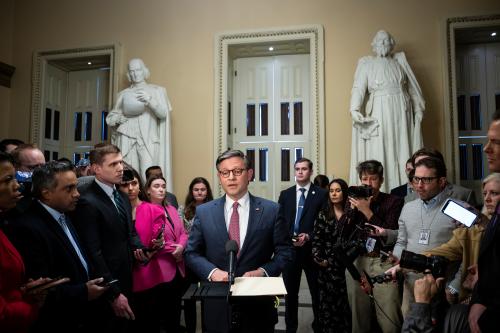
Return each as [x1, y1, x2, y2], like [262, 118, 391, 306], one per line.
[443, 14, 500, 182]
[213, 25, 325, 192]
[30, 43, 122, 145]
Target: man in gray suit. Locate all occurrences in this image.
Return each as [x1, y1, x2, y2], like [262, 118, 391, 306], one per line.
[386, 157, 459, 315]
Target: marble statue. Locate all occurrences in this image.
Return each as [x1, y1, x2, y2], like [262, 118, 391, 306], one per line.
[349, 30, 425, 192]
[106, 58, 173, 190]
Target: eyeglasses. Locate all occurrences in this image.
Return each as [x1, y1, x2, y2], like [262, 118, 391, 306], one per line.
[218, 168, 246, 178]
[412, 176, 439, 184]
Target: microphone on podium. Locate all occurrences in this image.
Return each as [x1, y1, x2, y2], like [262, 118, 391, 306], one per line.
[225, 240, 239, 285]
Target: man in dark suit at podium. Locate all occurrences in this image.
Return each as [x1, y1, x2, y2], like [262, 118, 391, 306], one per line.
[278, 158, 327, 333]
[185, 149, 292, 333]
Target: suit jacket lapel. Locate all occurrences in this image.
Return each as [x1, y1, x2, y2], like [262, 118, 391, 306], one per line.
[34, 202, 88, 274]
[91, 181, 129, 235]
[213, 196, 229, 244]
[301, 184, 318, 218]
[239, 194, 262, 259]
[287, 187, 297, 219]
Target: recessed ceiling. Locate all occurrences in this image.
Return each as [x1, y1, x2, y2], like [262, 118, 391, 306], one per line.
[48, 54, 110, 72]
[455, 26, 500, 45]
[229, 39, 310, 59]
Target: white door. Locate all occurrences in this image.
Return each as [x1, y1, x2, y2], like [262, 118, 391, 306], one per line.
[42, 64, 68, 161]
[42, 67, 110, 163]
[456, 42, 500, 201]
[67, 69, 110, 162]
[232, 55, 310, 200]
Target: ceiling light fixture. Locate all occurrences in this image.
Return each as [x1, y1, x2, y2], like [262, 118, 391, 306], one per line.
[492, 32, 497, 37]
[268, 46, 274, 51]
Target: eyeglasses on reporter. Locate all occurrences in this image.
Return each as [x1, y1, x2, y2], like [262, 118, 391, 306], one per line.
[412, 176, 440, 184]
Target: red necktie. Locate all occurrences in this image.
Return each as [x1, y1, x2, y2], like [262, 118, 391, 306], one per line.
[229, 201, 240, 250]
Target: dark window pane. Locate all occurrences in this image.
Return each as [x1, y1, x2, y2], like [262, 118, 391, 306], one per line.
[293, 102, 303, 135]
[260, 103, 268, 136]
[84, 152, 90, 159]
[246, 104, 255, 136]
[457, 95, 466, 131]
[281, 148, 290, 181]
[281, 103, 290, 135]
[85, 112, 93, 141]
[44, 150, 50, 162]
[470, 95, 481, 130]
[45, 108, 52, 139]
[295, 148, 303, 163]
[472, 144, 483, 180]
[228, 102, 232, 135]
[101, 111, 108, 141]
[52, 151, 58, 161]
[74, 112, 82, 141]
[459, 144, 468, 180]
[74, 153, 81, 164]
[53, 110, 60, 141]
[496, 94, 500, 112]
[246, 149, 255, 181]
[259, 148, 268, 182]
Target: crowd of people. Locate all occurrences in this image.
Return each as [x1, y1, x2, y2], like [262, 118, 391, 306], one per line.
[1, 112, 500, 333]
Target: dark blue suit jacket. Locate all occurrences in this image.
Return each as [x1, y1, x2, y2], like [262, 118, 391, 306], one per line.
[71, 181, 143, 300]
[7, 201, 90, 331]
[278, 184, 327, 239]
[185, 194, 292, 280]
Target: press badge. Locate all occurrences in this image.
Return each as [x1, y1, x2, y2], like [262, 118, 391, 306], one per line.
[366, 237, 376, 252]
[418, 229, 431, 245]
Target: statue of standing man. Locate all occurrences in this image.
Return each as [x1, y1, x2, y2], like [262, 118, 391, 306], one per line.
[107, 58, 173, 189]
[349, 30, 425, 192]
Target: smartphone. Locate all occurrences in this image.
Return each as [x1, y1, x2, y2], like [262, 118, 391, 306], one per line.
[25, 277, 70, 293]
[441, 199, 477, 227]
[155, 223, 165, 241]
[99, 279, 119, 287]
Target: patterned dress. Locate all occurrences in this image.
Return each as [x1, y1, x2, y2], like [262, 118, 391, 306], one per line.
[312, 210, 351, 333]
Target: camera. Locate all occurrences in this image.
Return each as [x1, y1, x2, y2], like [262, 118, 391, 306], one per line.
[15, 171, 32, 197]
[348, 185, 373, 198]
[399, 250, 449, 278]
[332, 239, 367, 281]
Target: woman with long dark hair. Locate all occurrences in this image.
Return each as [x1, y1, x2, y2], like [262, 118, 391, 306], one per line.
[312, 178, 351, 333]
[178, 177, 213, 232]
[124, 173, 187, 333]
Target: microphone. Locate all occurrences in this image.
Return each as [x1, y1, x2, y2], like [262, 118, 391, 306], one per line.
[225, 240, 239, 285]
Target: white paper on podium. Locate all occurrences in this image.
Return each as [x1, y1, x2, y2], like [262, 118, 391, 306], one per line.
[230, 277, 287, 296]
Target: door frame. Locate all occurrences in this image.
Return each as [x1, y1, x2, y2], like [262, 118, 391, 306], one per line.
[30, 43, 122, 146]
[443, 14, 500, 183]
[213, 25, 325, 196]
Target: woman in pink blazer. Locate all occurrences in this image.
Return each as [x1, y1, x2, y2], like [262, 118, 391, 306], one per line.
[121, 170, 187, 333]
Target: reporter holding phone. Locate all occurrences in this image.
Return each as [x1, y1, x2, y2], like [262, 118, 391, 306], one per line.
[6, 160, 108, 333]
[421, 173, 500, 303]
[125, 173, 187, 333]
